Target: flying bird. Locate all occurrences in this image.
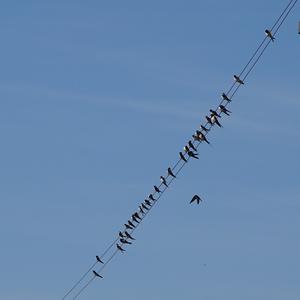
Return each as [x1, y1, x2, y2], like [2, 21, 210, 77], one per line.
[160, 176, 168, 187]
[210, 109, 221, 118]
[190, 194, 202, 204]
[222, 93, 231, 102]
[265, 29, 275, 41]
[117, 243, 126, 252]
[179, 152, 188, 162]
[219, 105, 231, 116]
[93, 270, 103, 278]
[168, 167, 176, 178]
[187, 151, 199, 159]
[154, 185, 161, 193]
[96, 256, 104, 264]
[211, 115, 222, 127]
[233, 75, 244, 84]
[201, 125, 209, 132]
[120, 238, 132, 245]
[125, 231, 135, 240]
[188, 140, 197, 151]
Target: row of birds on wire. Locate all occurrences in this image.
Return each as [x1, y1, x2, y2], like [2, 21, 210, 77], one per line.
[61, 1, 298, 299]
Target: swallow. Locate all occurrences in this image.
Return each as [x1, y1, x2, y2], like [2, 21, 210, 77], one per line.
[133, 212, 142, 221]
[188, 140, 197, 151]
[222, 93, 231, 102]
[149, 194, 156, 201]
[205, 116, 212, 125]
[201, 125, 209, 132]
[179, 152, 187, 162]
[192, 134, 201, 141]
[219, 105, 231, 116]
[145, 199, 152, 206]
[125, 223, 133, 230]
[154, 185, 161, 193]
[119, 231, 125, 238]
[128, 220, 136, 228]
[187, 150, 199, 159]
[93, 270, 103, 278]
[168, 167, 176, 178]
[120, 238, 132, 245]
[96, 256, 104, 264]
[132, 215, 140, 223]
[125, 231, 135, 240]
[197, 131, 210, 144]
[139, 205, 145, 214]
[190, 194, 202, 204]
[160, 176, 168, 187]
[211, 115, 222, 127]
[210, 109, 221, 118]
[233, 75, 244, 84]
[265, 29, 275, 41]
[117, 243, 125, 252]
[183, 145, 189, 153]
[142, 203, 149, 210]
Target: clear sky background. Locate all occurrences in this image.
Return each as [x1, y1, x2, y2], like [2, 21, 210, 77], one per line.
[0, 1, 299, 299]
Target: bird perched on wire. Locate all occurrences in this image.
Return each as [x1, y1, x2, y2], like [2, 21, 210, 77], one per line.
[132, 215, 140, 224]
[124, 223, 133, 230]
[187, 150, 199, 159]
[219, 105, 231, 116]
[222, 93, 231, 102]
[265, 29, 275, 41]
[168, 167, 176, 178]
[144, 199, 152, 206]
[210, 109, 221, 118]
[179, 152, 188, 162]
[211, 115, 222, 127]
[154, 185, 161, 193]
[201, 125, 209, 132]
[190, 195, 202, 204]
[188, 140, 197, 152]
[120, 238, 132, 245]
[125, 231, 135, 240]
[149, 194, 156, 201]
[96, 256, 104, 264]
[117, 243, 126, 252]
[128, 220, 136, 228]
[233, 75, 244, 84]
[183, 145, 189, 153]
[93, 270, 103, 278]
[205, 116, 213, 125]
[195, 130, 210, 144]
[160, 176, 168, 187]
[119, 231, 125, 238]
[142, 203, 149, 210]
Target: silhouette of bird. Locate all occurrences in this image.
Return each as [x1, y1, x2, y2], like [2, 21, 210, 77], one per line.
[93, 270, 103, 278]
[125, 231, 135, 240]
[168, 167, 176, 178]
[188, 140, 197, 151]
[145, 199, 152, 206]
[179, 152, 187, 162]
[119, 231, 125, 238]
[211, 115, 222, 127]
[125, 223, 133, 230]
[219, 105, 231, 116]
[201, 125, 209, 132]
[132, 215, 140, 223]
[206, 116, 212, 125]
[149, 194, 156, 201]
[154, 185, 161, 193]
[96, 256, 104, 264]
[128, 220, 136, 228]
[142, 203, 149, 210]
[197, 131, 210, 144]
[265, 29, 275, 41]
[133, 212, 142, 221]
[233, 75, 244, 84]
[120, 238, 132, 245]
[210, 109, 221, 118]
[222, 93, 231, 102]
[187, 151, 199, 159]
[117, 243, 125, 252]
[160, 176, 168, 187]
[183, 145, 189, 153]
[139, 206, 145, 215]
[190, 194, 202, 204]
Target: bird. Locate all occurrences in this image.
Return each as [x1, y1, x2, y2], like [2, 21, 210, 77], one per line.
[120, 238, 132, 245]
[183, 145, 189, 153]
[187, 151, 199, 159]
[188, 140, 197, 151]
[197, 131, 210, 144]
[265, 29, 275, 41]
[210, 109, 221, 118]
[96, 256, 104, 264]
[233, 75, 244, 84]
[160, 176, 168, 187]
[125, 231, 135, 240]
[93, 270, 103, 278]
[139, 206, 145, 215]
[128, 220, 136, 228]
[222, 93, 231, 102]
[149, 194, 156, 201]
[179, 152, 187, 162]
[205, 116, 212, 125]
[144, 199, 152, 206]
[119, 231, 125, 238]
[132, 215, 140, 223]
[201, 125, 209, 132]
[154, 185, 161, 193]
[168, 167, 176, 178]
[190, 194, 202, 204]
[133, 212, 142, 221]
[211, 115, 222, 127]
[219, 105, 231, 116]
[125, 223, 133, 230]
[142, 203, 149, 210]
[117, 243, 126, 252]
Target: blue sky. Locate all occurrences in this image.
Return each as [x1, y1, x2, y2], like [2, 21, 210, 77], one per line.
[0, 1, 299, 299]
